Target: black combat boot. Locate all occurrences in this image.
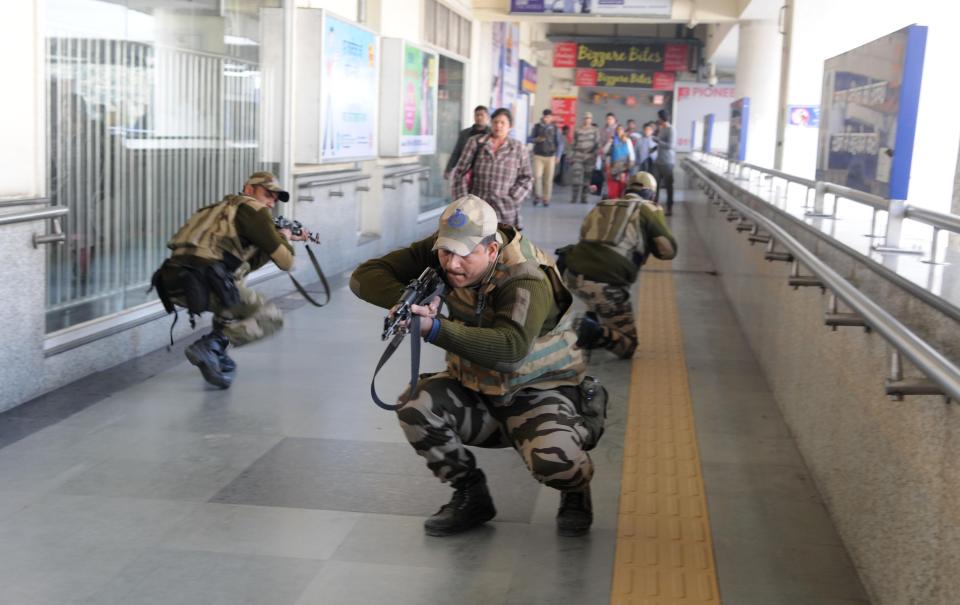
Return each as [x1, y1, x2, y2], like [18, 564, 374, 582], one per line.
[209, 332, 236, 373]
[424, 469, 497, 537]
[557, 486, 593, 537]
[575, 316, 605, 349]
[185, 332, 234, 389]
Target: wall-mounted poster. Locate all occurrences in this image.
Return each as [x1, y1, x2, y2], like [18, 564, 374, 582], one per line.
[816, 25, 927, 199]
[321, 13, 378, 161]
[551, 96, 578, 142]
[295, 10, 378, 164]
[728, 97, 749, 161]
[491, 22, 520, 110]
[380, 38, 438, 156]
[520, 60, 537, 93]
[788, 105, 820, 127]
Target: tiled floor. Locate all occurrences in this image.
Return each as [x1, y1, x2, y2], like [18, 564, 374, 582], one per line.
[0, 184, 869, 604]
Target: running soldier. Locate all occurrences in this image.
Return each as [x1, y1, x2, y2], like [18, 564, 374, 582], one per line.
[569, 112, 600, 204]
[561, 172, 678, 358]
[151, 171, 311, 388]
[351, 195, 606, 537]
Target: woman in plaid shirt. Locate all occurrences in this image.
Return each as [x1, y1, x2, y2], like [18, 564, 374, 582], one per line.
[451, 108, 533, 228]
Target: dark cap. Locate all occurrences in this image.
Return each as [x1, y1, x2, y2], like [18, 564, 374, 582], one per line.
[245, 171, 290, 202]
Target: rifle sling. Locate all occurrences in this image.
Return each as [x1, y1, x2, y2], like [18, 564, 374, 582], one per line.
[288, 244, 331, 307]
[370, 314, 424, 412]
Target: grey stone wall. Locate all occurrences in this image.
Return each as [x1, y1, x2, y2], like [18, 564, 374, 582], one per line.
[680, 166, 960, 605]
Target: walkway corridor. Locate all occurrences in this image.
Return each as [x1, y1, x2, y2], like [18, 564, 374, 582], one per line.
[0, 184, 868, 605]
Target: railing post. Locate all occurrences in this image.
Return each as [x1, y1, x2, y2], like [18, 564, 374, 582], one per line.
[873, 199, 922, 254]
[805, 182, 833, 218]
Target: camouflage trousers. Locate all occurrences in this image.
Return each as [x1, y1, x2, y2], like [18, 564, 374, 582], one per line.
[397, 373, 594, 491]
[563, 270, 637, 359]
[569, 156, 594, 203]
[171, 280, 283, 346]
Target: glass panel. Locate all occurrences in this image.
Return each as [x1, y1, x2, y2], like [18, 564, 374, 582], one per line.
[44, 0, 283, 332]
[419, 55, 464, 214]
[424, 0, 436, 45]
[447, 13, 459, 56]
[435, 5, 448, 51]
[460, 18, 471, 58]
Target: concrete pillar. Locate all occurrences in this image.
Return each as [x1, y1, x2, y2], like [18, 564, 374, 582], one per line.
[734, 20, 781, 167]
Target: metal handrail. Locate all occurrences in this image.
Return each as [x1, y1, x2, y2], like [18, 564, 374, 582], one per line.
[297, 172, 372, 189]
[904, 205, 960, 234]
[0, 197, 50, 208]
[0, 206, 68, 226]
[384, 165, 430, 179]
[684, 159, 960, 402]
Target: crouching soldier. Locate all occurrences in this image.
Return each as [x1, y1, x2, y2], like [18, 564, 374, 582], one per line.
[560, 172, 678, 359]
[351, 195, 606, 537]
[151, 171, 312, 388]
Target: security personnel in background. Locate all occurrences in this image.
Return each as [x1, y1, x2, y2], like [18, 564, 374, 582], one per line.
[152, 171, 311, 388]
[351, 195, 604, 538]
[561, 172, 678, 358]
[569, 112, 600, 204]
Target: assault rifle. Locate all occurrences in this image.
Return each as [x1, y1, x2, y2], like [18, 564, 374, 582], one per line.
[273, 215, 320, 244]
[272, 215, 330, 307]
[371, 267, 447, 411]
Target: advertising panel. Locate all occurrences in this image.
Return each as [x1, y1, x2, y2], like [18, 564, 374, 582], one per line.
[551, 96, 578, 141]
[491, 22, 520, 109]
[379, 38, 438, 156]
[788, 105, 820, 127]
[702, 113, 714, 153]
[728, 97, 749, 161]
[816, 25, 927, 199]
[672, 82, 736, 152]
[520, 60, 537, 93]
[321, 13, 378, 161]
[554, 42, 578, 68]
[511, 0, 671, 17]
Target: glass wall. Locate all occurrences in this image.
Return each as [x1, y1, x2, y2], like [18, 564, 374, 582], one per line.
[419, 55, 465, 214]
[45, 0, 284, 332]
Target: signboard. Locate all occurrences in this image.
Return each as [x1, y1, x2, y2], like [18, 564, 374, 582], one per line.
[788, 105, 820, 127]
[321, 13, 378, 161]
[492, 22, 520, 109]
[575, 42, 688, 71]
[550, 96, 578, 142]
[672, 81, 736, 152]
[511, 0, 671, 17]
[702, 113, 714, 153]
[554, 42, 578, 67]
[574, 68, 674, 89]
[520, 60, 537, 93]
[728, 97, 749, 161]
[816, 25, 927, 199]
[379, 38, 438, 156]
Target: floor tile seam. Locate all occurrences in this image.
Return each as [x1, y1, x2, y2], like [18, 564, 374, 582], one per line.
[611, 268, 721, 605]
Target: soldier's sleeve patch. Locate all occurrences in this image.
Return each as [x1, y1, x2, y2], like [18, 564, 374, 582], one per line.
[512, 287, 531, 325]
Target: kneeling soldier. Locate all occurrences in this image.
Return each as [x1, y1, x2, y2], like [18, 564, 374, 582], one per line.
[351, 195, 603, 537]
[152, 171, 311, 388]
[561, 171, 678, 359]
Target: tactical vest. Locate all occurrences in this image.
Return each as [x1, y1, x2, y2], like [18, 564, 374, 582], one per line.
[167, 194, 265, 274]
[579, 194, 655, 262]
[443, 227, 586, 396]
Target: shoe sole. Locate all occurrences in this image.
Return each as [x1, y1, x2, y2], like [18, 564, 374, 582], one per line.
[185, 348, 232, 389]
[423, 508, 496, 537]
[557, 525, 591, 537]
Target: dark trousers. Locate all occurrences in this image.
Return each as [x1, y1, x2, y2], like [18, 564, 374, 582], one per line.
[654, 164, 675, 211]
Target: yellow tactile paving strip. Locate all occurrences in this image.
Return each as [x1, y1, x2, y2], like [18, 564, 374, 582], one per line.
[610, 261, 721, 605]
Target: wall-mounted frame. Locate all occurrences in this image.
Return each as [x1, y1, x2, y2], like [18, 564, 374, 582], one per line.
[380, 38, 439, 156]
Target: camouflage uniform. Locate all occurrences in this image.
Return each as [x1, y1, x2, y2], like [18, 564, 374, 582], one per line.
[563, 271, 637, 358]
[153, 172, 294, 388]
[562, 185, 677, 359]
[569, 123, 600, 204]
[351, 196, 599, 492]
